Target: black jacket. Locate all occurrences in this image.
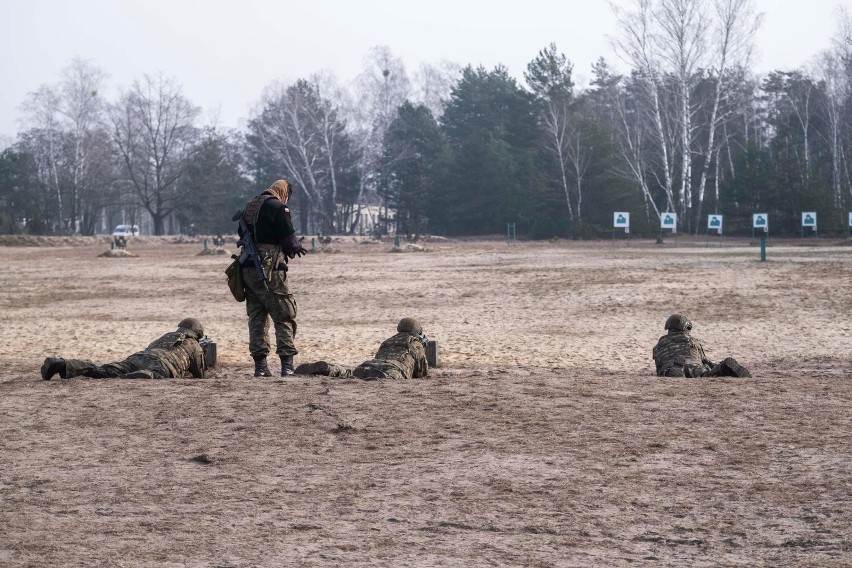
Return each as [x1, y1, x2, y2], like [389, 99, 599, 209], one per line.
[239, 196, 302, 254]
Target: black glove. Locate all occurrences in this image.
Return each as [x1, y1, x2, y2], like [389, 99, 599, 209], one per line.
[287, 246, 308, 259]
[283, 234, 307, 259]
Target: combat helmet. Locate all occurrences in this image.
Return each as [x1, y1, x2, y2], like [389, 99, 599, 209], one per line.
[664, 314, 692, 332]
[177, 317, 204, 338]
[397, 317, 423, 335]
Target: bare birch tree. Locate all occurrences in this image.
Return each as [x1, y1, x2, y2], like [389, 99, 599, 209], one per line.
[106, 73, 201, 235]
[412, 60, 462, 119]
[563, 112, 596, 224]
[612, 0, 761, 231]
[612, 0, 677, 216]
[606, 71, 663, 219]
[248, 77, 358, 234]
[21, 58, 111, 233]
[525, 43, 590, 231]
[815, 51, 846, 209]
[693, 0, 761, 222]
[763, 71, 817, 186]
[815, 6, 852, 210]
[656, 0, 707, 229]
[21, 86, 65, 230]
[348, 46, 411, 212]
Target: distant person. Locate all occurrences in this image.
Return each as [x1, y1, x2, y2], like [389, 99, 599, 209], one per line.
[41, 318, 211, 380]
[235, 179, 307, 377]
[653, 314, 751, 378]
[295, 318, 429, 380]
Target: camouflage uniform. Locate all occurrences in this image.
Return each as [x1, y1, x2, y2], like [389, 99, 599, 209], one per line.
[353, 331, 429, 379]
[296, 320, 429, 380]
[243, 259, 298, 359]
[238, 180, 306, 375]
[652, 331, 716, 378]
[42, 322, 205, 380]
[652, 314, 750, 378]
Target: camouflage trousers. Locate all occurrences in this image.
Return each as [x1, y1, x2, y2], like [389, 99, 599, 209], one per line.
[295, 359, 406, 380]
[63, 353, 170, 379]
[352, 359, 408, 380]
[242, 265, 298, 358]
[661, 362, 735, 378]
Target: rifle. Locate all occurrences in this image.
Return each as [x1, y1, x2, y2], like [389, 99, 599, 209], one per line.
[232, 210, 269, 291]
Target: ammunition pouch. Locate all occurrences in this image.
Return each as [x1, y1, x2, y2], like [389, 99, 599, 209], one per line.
[225, 256, 245, 302]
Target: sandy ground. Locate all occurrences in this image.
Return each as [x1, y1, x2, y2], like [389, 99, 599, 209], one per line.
[0, 236, 850, 567]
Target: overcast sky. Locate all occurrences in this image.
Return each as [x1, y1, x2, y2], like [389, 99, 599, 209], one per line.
[1, 0, 849, 141]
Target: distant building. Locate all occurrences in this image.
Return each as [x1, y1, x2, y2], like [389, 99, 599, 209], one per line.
[339, 204, 395, 236]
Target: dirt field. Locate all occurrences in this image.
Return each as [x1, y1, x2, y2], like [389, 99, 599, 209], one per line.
[1, 236, 850, 567]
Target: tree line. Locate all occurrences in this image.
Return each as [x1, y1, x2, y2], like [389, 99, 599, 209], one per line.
[2, 0, 852, 238]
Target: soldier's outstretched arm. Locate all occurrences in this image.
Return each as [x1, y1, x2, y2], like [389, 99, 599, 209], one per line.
[189, 344, 205, 379]
[414, 343, 429, 378]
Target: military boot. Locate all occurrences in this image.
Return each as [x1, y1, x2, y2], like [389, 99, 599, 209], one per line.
[253, 355, 273, 377]
[720, 357, 751, 378]
[41, 357, 66, 381]
[293, 361, 330, 375]
[280, 355, 295, 376]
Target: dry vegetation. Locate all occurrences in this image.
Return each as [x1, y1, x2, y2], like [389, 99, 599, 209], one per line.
[0, 236, 850, 567]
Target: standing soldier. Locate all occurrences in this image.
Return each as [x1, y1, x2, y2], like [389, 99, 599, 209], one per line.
[653, 314, 751, 378]
[40, 318, 209, 380]
[238, 179, 307, 377]
[295, 318, 429, 380]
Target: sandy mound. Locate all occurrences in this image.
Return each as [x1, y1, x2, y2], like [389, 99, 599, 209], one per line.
[97, 248, 138, 258]
[390, 243, 428, 253]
